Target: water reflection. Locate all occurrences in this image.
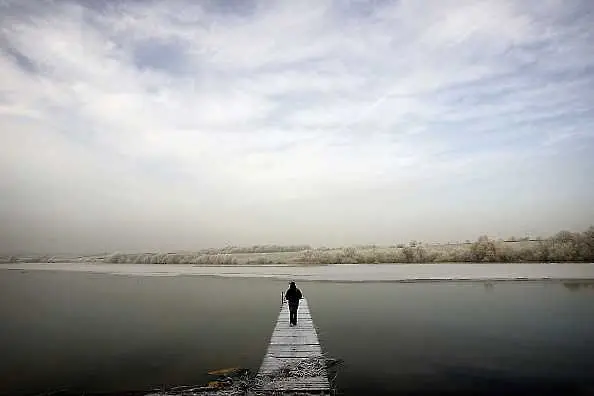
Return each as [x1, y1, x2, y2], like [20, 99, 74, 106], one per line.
[1, 271, 594, 396]
[563, 282, 594, 291]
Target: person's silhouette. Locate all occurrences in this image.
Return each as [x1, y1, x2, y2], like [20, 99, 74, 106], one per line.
[285, 281, 303, 326]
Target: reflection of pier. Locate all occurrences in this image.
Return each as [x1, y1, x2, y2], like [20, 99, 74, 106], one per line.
[256, 298, 330, 394]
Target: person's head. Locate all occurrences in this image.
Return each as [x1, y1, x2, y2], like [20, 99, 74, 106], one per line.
[289, 281, 296, 289]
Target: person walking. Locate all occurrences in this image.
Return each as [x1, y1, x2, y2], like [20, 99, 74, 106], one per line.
[285, 281, 303, 326]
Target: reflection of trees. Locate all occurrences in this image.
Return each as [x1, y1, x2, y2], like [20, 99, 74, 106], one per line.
[564, 283, 581, 291]
[563, 282, 594, 291]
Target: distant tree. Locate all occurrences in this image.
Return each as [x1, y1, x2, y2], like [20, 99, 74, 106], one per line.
[402, 247, 415, 262]
[415, 246, 430, 262]
[549, 230, 578, 261]
[535, 240, 551, 262]
[471, 236, 497, 262]
[582, 227, 594, 260]
[553, 230, 575, 244]
[104, 252, 124, 263]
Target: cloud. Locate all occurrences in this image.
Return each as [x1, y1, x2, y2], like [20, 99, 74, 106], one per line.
[1, 0, 593, 254]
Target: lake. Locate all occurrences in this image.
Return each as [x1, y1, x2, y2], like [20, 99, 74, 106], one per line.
[1, 266, 593, 395]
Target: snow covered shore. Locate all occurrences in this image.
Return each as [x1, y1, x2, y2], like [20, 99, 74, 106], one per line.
[2, 262, 594, 282]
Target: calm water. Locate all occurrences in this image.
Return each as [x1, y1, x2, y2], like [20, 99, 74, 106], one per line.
[1, 269, 593, 395]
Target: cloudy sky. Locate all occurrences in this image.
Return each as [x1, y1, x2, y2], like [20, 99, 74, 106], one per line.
[1, 0, 593, 254]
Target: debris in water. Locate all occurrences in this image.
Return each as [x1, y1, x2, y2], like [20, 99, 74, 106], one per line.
[145, 355, 342, 395]
[207, 367, 242, 376]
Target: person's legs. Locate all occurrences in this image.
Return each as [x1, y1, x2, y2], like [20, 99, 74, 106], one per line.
[289, 304, 298, 325]
[288, 305, 295, 325]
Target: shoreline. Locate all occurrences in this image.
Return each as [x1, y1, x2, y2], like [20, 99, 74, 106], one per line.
[2, 262, 594, 283]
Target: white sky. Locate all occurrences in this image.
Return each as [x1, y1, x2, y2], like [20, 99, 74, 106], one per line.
[1, 0, 593, 254]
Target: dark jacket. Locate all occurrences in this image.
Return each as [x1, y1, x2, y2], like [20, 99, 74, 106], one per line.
[285, 286, 302, 305]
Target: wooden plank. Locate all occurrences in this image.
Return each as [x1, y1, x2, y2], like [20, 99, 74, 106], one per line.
[257, 298, 330, 394]
[269, 337, 319, 345]
[269, 329, 318, 335]
[272, 323, 316, 330]
[270, 332, 319, 339]
[274, 321, 314, 328]
[278, 313, 312, 323]
[269, 331, 319, 339]
[266, 351, 322, 359]
[276, 313, 313, 319]
[259, 376, 330, 391]
[265, 344, 322, 355]
[275, 318, 313, 324]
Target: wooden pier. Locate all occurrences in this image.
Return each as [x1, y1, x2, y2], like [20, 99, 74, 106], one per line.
[256, 298, 330, 394]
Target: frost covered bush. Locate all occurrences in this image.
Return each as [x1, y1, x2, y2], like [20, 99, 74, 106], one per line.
[297, 246, 421, 264]
[104, 252, 126, 263]
[295, 227, 594, 264]
[538, 228, 594, 262]
[470, 236, 497, 262]
[193, 254, 238, 265]
[103, 252, 237, 265]
[200, 244, 311, 254]
[99, 227, 594, 265]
